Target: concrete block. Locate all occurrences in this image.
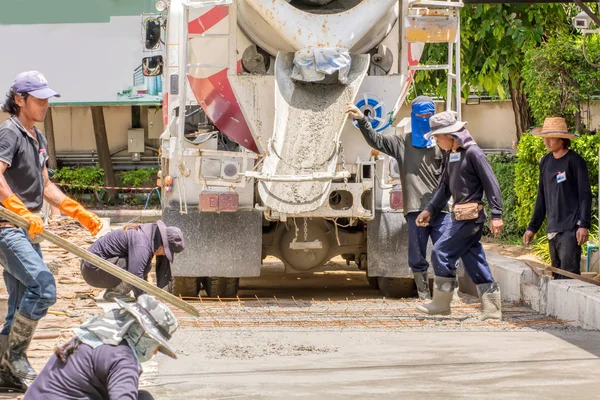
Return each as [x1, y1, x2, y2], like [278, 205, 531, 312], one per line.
[486, 252, 534, 302]
[521, 282, 540, 312]
[547, 280, 600, 330]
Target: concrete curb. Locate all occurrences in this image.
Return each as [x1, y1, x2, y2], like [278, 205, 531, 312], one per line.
[486, 251, 600, 331]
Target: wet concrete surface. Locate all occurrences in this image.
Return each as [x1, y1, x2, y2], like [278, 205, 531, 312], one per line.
[145, 264, 600, 400]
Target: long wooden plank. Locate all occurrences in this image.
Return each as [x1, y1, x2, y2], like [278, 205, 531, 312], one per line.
[0, 208, 200, 317]
[524, 260, 600, 287]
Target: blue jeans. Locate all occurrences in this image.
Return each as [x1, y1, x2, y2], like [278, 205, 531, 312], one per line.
[405, 212, 452, 273]
[0, 228, 56, 334]
[431, 219, 495, 285]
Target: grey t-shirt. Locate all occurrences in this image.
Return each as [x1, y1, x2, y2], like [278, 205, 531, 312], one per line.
[357, 118, 448, 214]
[0, 116, 48, 211]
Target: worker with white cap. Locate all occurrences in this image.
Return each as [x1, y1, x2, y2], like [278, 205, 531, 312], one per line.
[415, 111, 504, 320]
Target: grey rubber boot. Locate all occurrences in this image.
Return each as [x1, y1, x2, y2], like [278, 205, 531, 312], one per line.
[477, 282, 502, 321]
[413, 272, 431, 300]
[103, 281, 134, 302]
[415, 276, 456, 316]
[1, 312, 38, 390]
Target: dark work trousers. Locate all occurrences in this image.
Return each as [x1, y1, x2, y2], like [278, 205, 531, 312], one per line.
[431, 219, 495, 285]
[549, 230, 581, 279]
[138, 390, 156, 400]
[406, 212, 452, 273]
[81, 257, 126, 289]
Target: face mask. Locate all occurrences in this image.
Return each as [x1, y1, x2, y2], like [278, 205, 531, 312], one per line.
[411, 101, 436, 149]
[126, 323, 160, 363]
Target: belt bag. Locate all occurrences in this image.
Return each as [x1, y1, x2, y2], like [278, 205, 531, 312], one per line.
[453, 203, 483, 221]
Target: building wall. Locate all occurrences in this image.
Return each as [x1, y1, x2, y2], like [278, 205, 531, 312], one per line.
[0, 100, 596, 154]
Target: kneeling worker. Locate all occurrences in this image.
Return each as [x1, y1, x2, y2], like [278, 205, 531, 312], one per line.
[24, 294, 178, 399]
[81, 220, 185, 300]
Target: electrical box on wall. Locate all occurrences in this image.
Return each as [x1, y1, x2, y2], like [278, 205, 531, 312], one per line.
[147, 108, 163, 139]
[128, 129, 145, 153]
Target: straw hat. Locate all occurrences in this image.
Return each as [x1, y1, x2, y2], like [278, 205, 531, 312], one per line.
[531, 117, 578, 139]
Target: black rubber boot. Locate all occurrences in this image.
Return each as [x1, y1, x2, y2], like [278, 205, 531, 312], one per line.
[0, 313, 38, 391]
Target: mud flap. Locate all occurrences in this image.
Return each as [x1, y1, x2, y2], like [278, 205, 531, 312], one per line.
[162, 207, 262, 277]
[367, 211, 468, 281]
[367, 211, 411, 278]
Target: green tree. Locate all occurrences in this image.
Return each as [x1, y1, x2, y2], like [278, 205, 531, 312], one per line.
[522, 34, 600, 131]
[414, 3, 571, 140]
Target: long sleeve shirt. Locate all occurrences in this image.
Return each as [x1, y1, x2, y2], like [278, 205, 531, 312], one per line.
[357, 117, 448, 214]
[527, 150, 592, 233]
[85, 224, 155, 296]
[24, 343, 140, 400]
[426, 138, 503, 222]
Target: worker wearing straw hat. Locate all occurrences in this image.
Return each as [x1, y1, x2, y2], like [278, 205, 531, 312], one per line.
[523, 117, 592, 279]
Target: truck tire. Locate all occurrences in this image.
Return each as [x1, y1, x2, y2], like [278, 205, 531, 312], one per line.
[203, 277, 240, 298]
[171, 277, 201, 297]
[377, 277, 417, 299]
[366, 276, 379, 290]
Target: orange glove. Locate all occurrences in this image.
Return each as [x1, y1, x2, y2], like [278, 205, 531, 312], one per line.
[2, 194, 44, 238]
[59, 197, 103, 236]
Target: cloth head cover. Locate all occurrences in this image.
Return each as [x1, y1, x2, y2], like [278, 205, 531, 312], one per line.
[11, 71, 60, 99]
[74, 294, 179, 361]
[410, 96, 436, 148]
[154, 220, 185, 289]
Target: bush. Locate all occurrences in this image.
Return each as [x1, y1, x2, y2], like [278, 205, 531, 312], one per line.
[483, 153, 521, 242]
[120, 168, 158, 188]
[53, 166, 105, 200]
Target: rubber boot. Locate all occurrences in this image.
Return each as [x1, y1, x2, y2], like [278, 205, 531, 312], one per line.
[0, 312, 38, 391]
[413, 271, 431, 300]
[477, 282, 502, 321]
[103, 281, 134, 302]
[0, 334, 24, 392]
[415, 276, 456, 316]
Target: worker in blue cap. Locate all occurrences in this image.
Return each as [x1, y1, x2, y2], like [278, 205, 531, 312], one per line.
[345, 96, 452, 299]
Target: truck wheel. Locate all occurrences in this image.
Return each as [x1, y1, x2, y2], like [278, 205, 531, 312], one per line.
[377, 277, 417, 299]
[203, 277, 240, 298]
[366, 276, 379, 290]
[171, 277, 201, 297]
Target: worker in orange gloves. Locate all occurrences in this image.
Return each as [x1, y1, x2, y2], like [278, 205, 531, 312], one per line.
[0, 71, 102, 392]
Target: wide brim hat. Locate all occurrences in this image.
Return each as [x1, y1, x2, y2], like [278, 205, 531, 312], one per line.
[428, 111, 468, 135]
[116, 295, 178, 359]
[531, 117, 578, 139]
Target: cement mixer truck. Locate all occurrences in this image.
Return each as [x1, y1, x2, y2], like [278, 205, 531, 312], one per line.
[140, 0, 463, 297]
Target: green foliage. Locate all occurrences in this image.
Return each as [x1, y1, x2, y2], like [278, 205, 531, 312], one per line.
[522, 34, 600, 129]
[53, 166, 105, 199]
[483, 153, 521, 241]
[120, 168, 158, 188]
[414, 3, 570, 100]
[514, 134, 547, 229]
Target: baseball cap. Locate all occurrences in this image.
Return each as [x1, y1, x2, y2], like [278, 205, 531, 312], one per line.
[11, 71, 60, 99]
